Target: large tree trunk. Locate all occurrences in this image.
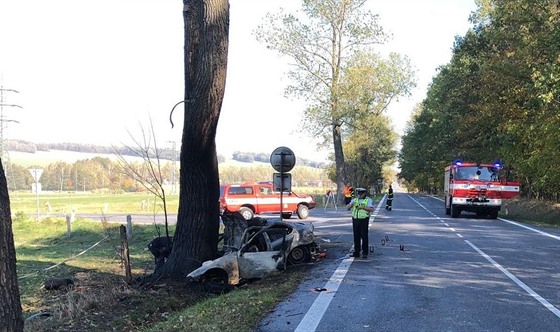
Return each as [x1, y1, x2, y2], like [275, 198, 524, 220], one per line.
[333, 124, 347, 205]
[161, 0, 229, 278]
[0, 160, 24, 331]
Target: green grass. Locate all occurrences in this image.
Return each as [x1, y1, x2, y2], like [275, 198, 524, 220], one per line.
[8, 186, 331, 215]
[12, 208, 309, 331]
[145, 270, 307, 332]
[9, 192, 180, 215]
[14, 216, 162, 312]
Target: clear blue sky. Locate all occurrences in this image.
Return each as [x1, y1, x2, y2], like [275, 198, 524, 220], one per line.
[0, 0, 477, 162]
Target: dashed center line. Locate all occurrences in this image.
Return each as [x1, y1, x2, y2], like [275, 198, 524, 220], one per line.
[409, 195, 560, 319]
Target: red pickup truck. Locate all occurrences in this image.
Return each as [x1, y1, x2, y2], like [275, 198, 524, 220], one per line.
[219, 183, 316, 220]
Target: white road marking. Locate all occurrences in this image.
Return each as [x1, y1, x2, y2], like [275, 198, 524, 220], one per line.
[428, 195, 560, 241]
[500, 218, 560, 241]
[295, 196, 385, 332]
[465, 240, 560, 319]
[294, 258, 353, 332]
[412, 195, 560, 319]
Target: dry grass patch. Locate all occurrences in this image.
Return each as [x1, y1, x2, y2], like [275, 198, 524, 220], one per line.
[502, 198, 560, 228]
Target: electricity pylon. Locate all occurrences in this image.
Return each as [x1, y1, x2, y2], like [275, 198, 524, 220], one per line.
[0, 84, 22, 191]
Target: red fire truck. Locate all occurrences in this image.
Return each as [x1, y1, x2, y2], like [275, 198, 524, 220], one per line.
[444, 160, 520, 219]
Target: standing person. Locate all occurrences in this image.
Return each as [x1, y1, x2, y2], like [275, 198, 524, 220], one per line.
[386, 184, 394, 211]
[344, 183, 354, 205]
[324, 189, 337, 211]
[346, 187, 374, 259]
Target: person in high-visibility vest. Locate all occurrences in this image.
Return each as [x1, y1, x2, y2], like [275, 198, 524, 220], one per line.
[385, 184, 394, 211]
[346, 187, 374, 259]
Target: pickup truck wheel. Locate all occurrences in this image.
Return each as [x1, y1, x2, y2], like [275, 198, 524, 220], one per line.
[297, 204, 310, 219]
[288, 246, 310, 265]
[238, 207, 254, 220]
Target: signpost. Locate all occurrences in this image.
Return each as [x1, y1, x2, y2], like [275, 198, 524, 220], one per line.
[270, 147, 296, 221]
[29, 168, 43, 220]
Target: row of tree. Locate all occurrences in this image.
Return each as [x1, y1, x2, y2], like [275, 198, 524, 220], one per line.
[3, 157, 331, 193]
[398, 0, 560, 201]
[7, 139, 187, 162]
[230, 151, 327, 168]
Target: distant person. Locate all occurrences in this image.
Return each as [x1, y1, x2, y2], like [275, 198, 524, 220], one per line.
[385, 184, 394, 211]
[324, 189, 337, 211]
[344, 184, 354, 205]
[346, 187, 374, 259]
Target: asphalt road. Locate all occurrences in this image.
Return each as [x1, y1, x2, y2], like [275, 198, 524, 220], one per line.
[255, 193, 560, 332]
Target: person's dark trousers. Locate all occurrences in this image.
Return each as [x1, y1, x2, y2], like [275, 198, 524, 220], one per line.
[352, 217, 369, 256]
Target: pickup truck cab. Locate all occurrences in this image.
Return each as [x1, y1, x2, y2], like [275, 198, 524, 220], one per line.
[220, 183, 316, 220]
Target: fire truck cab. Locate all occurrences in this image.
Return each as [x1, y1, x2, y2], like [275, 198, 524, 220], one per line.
[444, 160, 520, 219]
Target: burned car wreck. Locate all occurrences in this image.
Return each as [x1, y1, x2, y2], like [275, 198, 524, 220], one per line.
[187, 212, 320, 293]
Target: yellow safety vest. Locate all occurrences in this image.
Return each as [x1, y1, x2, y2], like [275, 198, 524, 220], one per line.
[352, 198, 371, 219]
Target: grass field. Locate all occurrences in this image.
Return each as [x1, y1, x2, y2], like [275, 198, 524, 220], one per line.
[12, 209, 310, 331]
[9, 191, 180, 215]
[9, 186, 332, 216]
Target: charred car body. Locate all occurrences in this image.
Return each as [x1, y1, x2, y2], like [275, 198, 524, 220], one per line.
[187, 212, 320, 293]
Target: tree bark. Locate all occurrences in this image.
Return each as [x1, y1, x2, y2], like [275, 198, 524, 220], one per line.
[0, 160, 24, 332]
[333, 124, 347, 205]
[161, 0, 229, 278]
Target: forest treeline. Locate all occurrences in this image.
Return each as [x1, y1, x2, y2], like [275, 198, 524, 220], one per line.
[3, 156, 331, 193]
[5, 140, 327, 168]
[398, 0, 560, 201]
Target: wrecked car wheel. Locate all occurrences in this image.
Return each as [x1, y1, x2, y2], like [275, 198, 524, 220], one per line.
[288, 246, 311, 265]
[201, 269, 230, 294]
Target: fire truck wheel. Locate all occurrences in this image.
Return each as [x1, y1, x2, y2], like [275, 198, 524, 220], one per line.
[282, 213, 292, 219]
[489, 210, 498, 219]
[238, 207, 254, 220]
[297, 204, 310, 219]
[451, 204, 460, 218]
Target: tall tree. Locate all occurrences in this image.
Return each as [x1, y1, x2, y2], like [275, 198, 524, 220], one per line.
[399, 0, 560, 199]
[343, 114, 397, 191]
[0, 160, 24, 332]
[160, 0, 230, 278]
[255, 0, 414, 203]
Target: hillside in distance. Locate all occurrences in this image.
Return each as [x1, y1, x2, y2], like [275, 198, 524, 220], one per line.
[5, 140, 328, 168]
